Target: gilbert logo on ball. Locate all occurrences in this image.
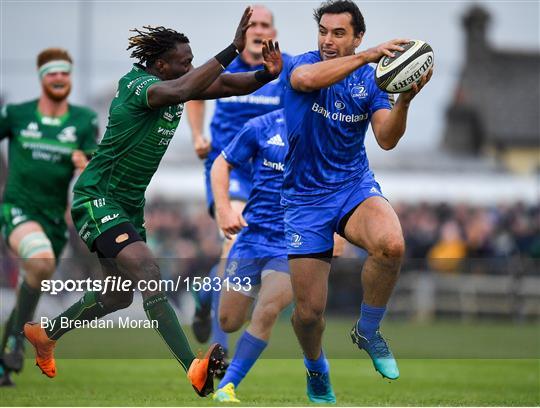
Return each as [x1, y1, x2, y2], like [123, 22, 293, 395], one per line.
[375, 40, 434, 93]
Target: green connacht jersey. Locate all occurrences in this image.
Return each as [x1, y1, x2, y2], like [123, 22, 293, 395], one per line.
[74, 64, 183, 208]
[0, 100, 98, 216]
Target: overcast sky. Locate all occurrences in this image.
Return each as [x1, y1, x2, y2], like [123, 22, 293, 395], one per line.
[1, 0, 539, 158]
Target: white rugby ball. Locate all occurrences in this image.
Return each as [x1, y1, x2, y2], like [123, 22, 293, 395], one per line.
[375, 39, 434, 93]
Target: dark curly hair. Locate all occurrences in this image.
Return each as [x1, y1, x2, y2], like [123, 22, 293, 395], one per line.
[314, 0, 366, 36]
[127, 26, 189, 67]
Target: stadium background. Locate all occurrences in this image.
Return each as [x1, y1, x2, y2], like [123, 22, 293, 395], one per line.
[1, 1, 539, 406]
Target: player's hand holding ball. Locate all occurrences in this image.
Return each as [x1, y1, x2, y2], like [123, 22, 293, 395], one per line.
[360, 38, 410, 63]
[374, 39, 434, 101]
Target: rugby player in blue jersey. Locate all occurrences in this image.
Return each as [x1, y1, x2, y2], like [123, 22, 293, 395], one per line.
[209, 108, 291, 402]
[283, 0, 432, 403]
[186, 5, 290, 357]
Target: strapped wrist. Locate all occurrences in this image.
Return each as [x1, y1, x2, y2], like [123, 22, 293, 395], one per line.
[215, 44, 239, 69]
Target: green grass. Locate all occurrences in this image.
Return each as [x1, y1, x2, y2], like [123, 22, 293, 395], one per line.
[2, 320, 539, 406]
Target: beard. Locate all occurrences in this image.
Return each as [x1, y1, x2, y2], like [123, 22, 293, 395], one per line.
[42, 82, 71, 102]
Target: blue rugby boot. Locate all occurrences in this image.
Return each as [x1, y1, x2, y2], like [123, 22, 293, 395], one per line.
[351, 324, 399, 380]
[306, 369, 336, 404]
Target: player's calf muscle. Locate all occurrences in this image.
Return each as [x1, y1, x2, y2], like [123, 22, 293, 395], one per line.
[100, 290, 134, 312]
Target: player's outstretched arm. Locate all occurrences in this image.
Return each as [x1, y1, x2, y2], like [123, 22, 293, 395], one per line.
[371, 68, 433, 150]
[186, 100, 210, 159]
[291, 39, 408, 93]
[147, 6, 253, 108]
[193, 40, 282, 100]
[211, 155, 248, 239]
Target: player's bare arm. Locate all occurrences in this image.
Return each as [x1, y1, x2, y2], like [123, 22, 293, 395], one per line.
[194, 40, 282, 100]
[371, 68, 433, 150]
[146, 6, 253, 108]
[186, 100, 211, 159]
[211, 155, 248, 239]
[291, 38, 408, 93]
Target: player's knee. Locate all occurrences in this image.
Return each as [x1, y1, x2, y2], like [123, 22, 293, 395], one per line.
[120, 256, 161, 282]
[25, 257, 56, 282]
[294, 304, 324, 327]
[376, 234, 405, 261]
[256, 302, 281, 328]
[219, 312, 243, 333]
[141, 259, 161, 281]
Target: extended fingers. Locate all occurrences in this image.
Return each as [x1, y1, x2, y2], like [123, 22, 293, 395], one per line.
[269, 39, 276, 54]
[382, 48, 396, 58]
[241, 8, 254, 32]
[393, 38, 410, 45]
[241, 6, 253, 25]
[262, 40, 269, 58]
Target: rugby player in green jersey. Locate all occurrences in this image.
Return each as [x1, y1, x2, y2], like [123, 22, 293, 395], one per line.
[23, 7, 282, 398]
[0, 48, 98, 386]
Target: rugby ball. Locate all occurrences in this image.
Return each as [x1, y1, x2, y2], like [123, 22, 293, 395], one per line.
[375, 39, 434, 93]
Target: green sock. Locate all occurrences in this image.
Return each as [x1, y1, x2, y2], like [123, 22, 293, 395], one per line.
[12, 280, 41, 335]
[45, 292, 107, 340]
[144, 293, 195, 371]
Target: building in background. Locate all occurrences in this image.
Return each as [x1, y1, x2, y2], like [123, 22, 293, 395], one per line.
[443, 6, 540, 174]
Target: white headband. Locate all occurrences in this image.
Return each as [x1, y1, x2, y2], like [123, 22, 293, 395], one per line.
[38, 60, 72, 79]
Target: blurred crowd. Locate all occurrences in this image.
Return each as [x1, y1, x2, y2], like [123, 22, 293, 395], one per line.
[397, 201, 540, 274]
[1, 199, 539, 288]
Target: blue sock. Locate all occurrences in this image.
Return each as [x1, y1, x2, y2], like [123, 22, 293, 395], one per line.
[357, 302, 386, 338]
[198, 264, 217, 307]
[219, 331, 267, 388]
[211, 279, 228, 352]
[304, 349, 329, 373]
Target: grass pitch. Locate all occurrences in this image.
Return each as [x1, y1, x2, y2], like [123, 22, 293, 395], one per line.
[2, 319, 539, 406]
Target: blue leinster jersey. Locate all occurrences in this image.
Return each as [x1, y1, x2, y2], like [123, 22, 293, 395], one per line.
[210, 54, 290, 154]
[283, 51, 392, 200]
[221, 109, 287, 247]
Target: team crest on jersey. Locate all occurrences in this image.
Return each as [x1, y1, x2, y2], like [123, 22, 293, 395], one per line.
[351, 85, 368, 99]
[267, 134, 285, 147]
[334, 101, 345, 110]
[57, 126, 77, 143]
[21, 122, 42, 139]
[226, 261, 238, 276]
[290, 233, 303, 248]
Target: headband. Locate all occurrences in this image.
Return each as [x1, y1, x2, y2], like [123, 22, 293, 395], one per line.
[38, 60, 72, 79]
